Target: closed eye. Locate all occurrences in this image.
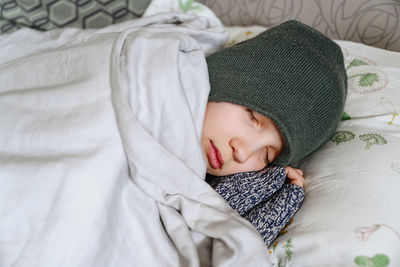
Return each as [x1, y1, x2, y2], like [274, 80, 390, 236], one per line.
[246, 108, 257, 122]
[264, 147, 270, 165]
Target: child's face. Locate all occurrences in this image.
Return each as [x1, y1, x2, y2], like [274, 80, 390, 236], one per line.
[201, 102, 284, 176]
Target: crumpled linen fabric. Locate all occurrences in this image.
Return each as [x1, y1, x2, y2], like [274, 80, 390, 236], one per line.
[0, 9, 273, 267]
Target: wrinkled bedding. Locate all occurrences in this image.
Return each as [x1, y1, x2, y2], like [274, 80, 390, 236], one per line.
[0, 11, 272, 267]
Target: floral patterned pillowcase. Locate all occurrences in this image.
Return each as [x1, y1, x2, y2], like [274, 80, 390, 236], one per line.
[226, 27, 400, 267]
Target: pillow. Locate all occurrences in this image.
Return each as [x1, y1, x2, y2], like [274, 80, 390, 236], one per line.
[226, 26, 400, 266]
[0, 0, 151, 34]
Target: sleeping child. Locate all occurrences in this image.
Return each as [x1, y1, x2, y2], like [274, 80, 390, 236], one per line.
[201, 20, 347, 246]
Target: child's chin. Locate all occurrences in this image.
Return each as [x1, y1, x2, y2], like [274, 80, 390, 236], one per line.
[207, 168, 236, 177]
[206, 167, 225, 176]
[206, 168, 218, 176]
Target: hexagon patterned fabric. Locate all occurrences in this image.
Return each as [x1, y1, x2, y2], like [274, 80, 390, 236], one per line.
[0, 0, 151, 34]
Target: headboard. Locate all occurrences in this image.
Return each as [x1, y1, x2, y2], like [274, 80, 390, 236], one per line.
[198, 0, 400, 52]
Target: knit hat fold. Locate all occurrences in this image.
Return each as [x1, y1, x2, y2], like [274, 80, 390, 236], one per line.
[206, 20, 347, 166]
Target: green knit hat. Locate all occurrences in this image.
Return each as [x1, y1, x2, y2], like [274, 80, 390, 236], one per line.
[206, 20, 347, 166]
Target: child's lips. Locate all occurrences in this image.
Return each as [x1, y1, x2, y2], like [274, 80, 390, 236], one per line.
[208, 141, 224, 169]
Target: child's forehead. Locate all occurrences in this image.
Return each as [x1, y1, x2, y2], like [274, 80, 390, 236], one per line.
[218, 102, 283, 133]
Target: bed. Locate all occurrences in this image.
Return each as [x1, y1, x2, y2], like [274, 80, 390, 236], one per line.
[0, 1, 399, 266]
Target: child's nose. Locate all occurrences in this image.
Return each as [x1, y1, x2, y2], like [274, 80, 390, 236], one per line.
[229, 138, 256, 163]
